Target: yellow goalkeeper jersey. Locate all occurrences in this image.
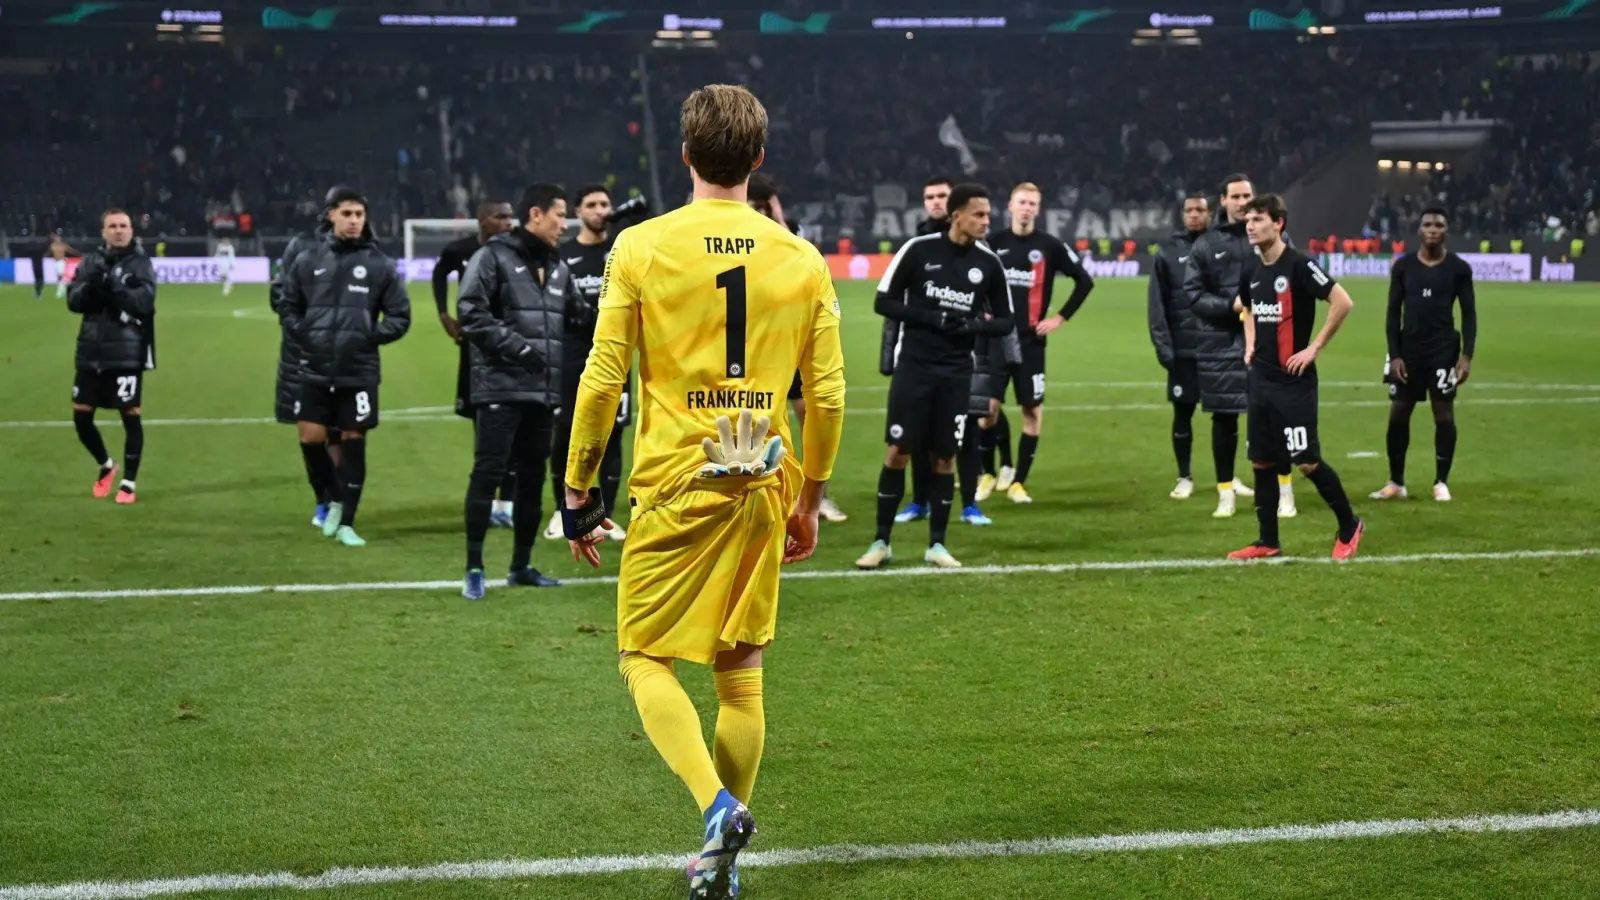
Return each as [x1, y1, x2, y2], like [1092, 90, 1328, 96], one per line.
[565, 197, 846, 511]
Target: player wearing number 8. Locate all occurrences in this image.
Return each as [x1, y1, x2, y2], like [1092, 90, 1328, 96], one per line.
[560, 83, 845, 899]
[68, 208, 157, 505]
[278, 187, 412, 547]
[1229, 195, 1364, 561]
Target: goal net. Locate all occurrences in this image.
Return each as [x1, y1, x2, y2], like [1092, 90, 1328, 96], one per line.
[402, 217, 582, 281]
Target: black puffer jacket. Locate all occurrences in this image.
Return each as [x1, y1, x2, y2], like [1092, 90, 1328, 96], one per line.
[1181, 219, 1253, 414]
[457, 228, 581, 408]
[270, 226, 327, 421]
[68, 245, 157, 373]
[1147, 229, 1206, 367]
[279, 234, 411, 387]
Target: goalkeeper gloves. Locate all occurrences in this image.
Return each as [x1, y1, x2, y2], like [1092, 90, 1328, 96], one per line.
[699, 409, 786, 478]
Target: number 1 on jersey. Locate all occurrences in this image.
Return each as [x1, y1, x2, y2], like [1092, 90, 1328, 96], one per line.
[718, 266, 747, 378]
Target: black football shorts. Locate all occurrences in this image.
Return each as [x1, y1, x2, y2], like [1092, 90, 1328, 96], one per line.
[886, 367, 969, 458]
[298, 384, 380, 432]
[1247, 376, 1320, 465]
[1167, 358, 1200, 405]
[994, 340, 1048, 407]
[73, 369, 144, 410]
[1385, 351, 1460, 404]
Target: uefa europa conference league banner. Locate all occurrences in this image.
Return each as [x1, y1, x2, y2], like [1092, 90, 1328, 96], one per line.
[8, 253, 1581, 284]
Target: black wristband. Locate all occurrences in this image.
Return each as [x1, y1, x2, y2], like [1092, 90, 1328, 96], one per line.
[561, 487, 606, 541]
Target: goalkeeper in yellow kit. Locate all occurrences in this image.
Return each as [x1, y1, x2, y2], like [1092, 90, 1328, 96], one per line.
[560, 83, 845, 900]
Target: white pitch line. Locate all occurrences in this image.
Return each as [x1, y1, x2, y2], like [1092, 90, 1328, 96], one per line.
[847, 380, 1600, 393]
[3, 395, 1597, 429]
[3, 548, 1594, 603]
[2, 807, 1596, 900]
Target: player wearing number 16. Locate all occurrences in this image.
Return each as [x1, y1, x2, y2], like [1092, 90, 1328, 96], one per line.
[561, 84, 845, 899]
[68, 208, 157, 506]
[1229, 195, 1364, 562]
[278, 187, 412, 547]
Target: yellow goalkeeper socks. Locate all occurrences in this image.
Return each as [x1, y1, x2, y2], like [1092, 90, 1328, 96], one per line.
[712, 668, 766, 805]
[619, 654, 724, 813]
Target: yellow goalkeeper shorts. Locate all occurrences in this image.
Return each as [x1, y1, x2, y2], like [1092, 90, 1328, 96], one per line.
[616, 457, 798, 665]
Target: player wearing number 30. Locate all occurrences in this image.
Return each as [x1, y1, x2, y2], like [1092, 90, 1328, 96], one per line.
[1229, 195, 1364, 562]
[278, 187, 412, 547]
[561, 84, 844, 900]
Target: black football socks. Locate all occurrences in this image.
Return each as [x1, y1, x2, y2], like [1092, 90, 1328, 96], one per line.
[994, 411, 1013, 469]
[928, 472, 955, 546]
[338, 437, 367, 528]
[1254, 465, 1281, 548]
[1172, 402, 1195, 479]
[1434, 412, 1457, 485]
[910, 454, 930, 507]
[876, 466, 905, 543]
[1387, 417, 1410, 486]
[299, 440, 338, 506]
[958, 418, 981, 507]
[1211, 413, 1238, 486]
[120, 411, 143, 485]
[1306, 462, 1359, 541]
[1016, 434, 1039, 485]
[74, 409, 110, 470]
[979, 421, 998, 476]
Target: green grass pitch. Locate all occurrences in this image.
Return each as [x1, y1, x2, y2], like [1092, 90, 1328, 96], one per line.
[2, 277, 1598, 899]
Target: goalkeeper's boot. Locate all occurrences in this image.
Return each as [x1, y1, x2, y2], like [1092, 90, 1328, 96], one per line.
[93, 462, 119, 499]
[312, 502, 329, 529]
[894, 502, 927, 523]
[855, 540, 892, 570]
[686, 789, 754, 900]
[334, 525, 365, 547]
[507, 567, 561, 587]
[961, 505, 992, 526]
[1369, 482, 1408, 501]
[1278, 479, 1298, 518]
[462, 568, 487, 601]
[321, 502, 344, 538]
[924, 543, 962, 569]
[1006, 482, 1032, 504]
[975, 472, 997, 502]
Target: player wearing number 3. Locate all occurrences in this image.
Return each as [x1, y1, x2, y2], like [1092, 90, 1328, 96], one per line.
[1229, 195, 1364, 562]
[560, 84, 845, 900]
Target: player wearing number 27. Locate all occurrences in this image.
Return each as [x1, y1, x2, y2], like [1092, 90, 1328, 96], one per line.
[1229, 194, 1364, 562]
[562, 83, 845, 899]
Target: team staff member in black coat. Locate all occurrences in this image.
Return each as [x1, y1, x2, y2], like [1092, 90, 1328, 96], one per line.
[1183, 173, 1289, 520]
[68, 208, 157, 505]
[434, 200, 517, 527]
[271, 199, 341, 528]
[279, 186, 412, 547]
[457, 182, 584, 600]
[1149, 192, 1213, 500]
[543, 184, 636, 543]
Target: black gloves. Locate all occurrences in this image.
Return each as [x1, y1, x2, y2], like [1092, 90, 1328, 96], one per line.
[516, 345, 545, 373]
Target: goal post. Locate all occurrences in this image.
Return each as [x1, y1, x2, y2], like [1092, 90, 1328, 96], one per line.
[402, 216, 583, 280]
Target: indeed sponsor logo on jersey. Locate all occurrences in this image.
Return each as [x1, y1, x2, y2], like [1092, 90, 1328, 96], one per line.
[1251, 300, 1284, 323]
[1003, 266, 1036, 288]
[573, 274, 604, 295]
[687, 389, 776, 411]
[924, 281, 976, 310]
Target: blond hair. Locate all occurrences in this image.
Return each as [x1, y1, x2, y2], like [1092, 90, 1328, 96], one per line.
[1011, 182, 1041, 197]
[681, 84, 767, 188]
